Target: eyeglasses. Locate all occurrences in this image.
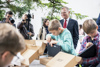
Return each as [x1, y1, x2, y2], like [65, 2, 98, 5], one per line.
[1, 51, 20, 62]
[10, 51, 19, 60]
[61, 12, 67, 14]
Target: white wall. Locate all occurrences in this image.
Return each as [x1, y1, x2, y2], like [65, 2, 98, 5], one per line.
[64, 0, 100, 24]
[30, 7, 49, 39]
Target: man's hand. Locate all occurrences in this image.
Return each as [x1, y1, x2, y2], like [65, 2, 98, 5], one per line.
[22, 20, 26, 23]
[49, 40, 58, 47]
[5, 17, 13, 25]
[85, 42, 93, 49]
[5, 17, 9, 23]
[9, 21, 13, 25]
[46, 35, 51, 43]
[28, 32, 32, 36]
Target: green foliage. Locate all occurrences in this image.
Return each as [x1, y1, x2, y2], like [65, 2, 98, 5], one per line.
[0, 10, 5, 21]
[0, 0, 88, 21]
[44, 0, 88, 20]
[43, 0, 65, 20]
[69, 8, 88, 20]
[0, 0, 42, 19]
[74, 13, 88, 20]
[47, 15, 60, 20]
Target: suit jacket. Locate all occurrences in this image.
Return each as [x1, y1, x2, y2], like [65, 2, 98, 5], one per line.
[96, 13, 100, 32]
[60, 18, 79, 48]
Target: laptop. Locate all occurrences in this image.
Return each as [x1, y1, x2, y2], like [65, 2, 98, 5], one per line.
[78, 44, 96, 58]
[47, 43, 61, 57]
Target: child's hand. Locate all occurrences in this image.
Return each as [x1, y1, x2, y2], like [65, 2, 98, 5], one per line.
[78, 58, 83, 64]
[50, 40, 58, 47]
[46, 35, 51, 43]
[85, 42, 93, 49]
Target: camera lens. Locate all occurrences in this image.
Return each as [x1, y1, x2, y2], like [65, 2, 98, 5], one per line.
[9, 18, 15, 23]
[11, 20, 15, 23]
[9, 17, 13, 20]
[22, 20, 25, 21]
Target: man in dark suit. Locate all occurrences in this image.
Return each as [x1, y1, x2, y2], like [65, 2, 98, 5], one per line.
[60, 6, 79, 49]
[96, 13, 100, 32]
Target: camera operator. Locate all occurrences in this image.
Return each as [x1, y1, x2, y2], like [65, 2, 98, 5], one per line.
[17, 14, 35, 39]
[1, 11, 16, 27]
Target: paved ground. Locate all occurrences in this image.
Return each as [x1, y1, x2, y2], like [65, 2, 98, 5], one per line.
[29, 55, 48, 67]
[30, 60, 46, 67]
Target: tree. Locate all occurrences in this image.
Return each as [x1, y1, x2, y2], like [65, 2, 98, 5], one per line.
[0, 0, 42, 20]
[0, 0, 87, 21]
[42, 0, 88, 20]
[0, 10, 5, 21]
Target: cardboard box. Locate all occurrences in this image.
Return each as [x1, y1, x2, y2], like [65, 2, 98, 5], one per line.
[46, 52, 82, 67]
[25, 40, 36, 46]
[40, 57, 53, 65]
[21, 46, 40, 65]
[21, 40, 46, 66]
[25, 40, 47, 55]
[37, 40, 47, 55]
